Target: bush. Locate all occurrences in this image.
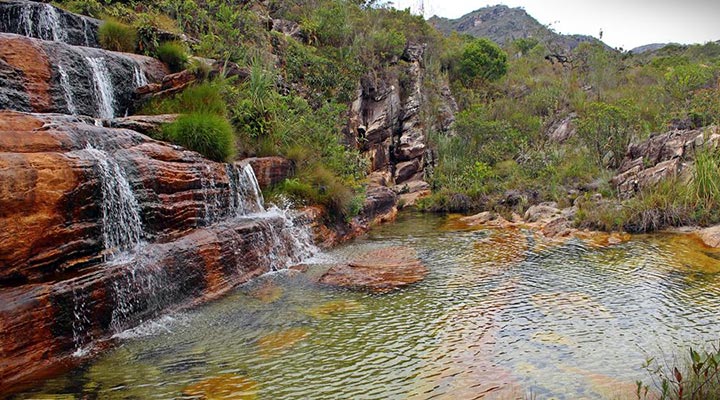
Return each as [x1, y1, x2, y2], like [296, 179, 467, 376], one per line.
[577, 102, 636, 168]
[457, 38, 508, 84]
[59, 0, 103, 18]
[98, 20, 137, 53]
[157, 41, 189, 73]
[163, 113, 235, 162]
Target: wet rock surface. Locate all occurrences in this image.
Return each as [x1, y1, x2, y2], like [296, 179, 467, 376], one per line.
[243, 157, 294, 189]
[0, 110, 313, 392]
[0, 0, 101, 47]
[0, 33, 166, 118]
[319, 246, 428, 292]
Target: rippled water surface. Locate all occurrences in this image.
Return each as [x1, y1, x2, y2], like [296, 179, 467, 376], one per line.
[17, 213, 720, 399]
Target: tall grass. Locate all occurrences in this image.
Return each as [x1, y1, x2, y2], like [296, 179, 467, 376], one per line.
[162, 112, 235, 162]
[141, 82, 227, 116]
[157, 42, 189, 73]
[98, 20, 137, 53]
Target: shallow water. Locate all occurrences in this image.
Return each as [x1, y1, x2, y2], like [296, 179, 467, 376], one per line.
[15, 212, 720, 399]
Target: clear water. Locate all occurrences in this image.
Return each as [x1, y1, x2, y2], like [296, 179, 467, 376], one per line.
[14, 213, 720, 399]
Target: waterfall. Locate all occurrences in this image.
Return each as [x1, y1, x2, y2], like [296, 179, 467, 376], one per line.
[82, 18, 91, 47]
[57, 64, 77, 115]
[84, 144, 143, 257]
[85, 57, 115, 119]
[18, 3, 66, 42]
[133, 65, 148, 87]
[227, 163, 265, 216]
[71, 288, 93, 357]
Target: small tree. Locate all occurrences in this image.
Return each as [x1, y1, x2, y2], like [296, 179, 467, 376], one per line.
[457, 38, 508, 85]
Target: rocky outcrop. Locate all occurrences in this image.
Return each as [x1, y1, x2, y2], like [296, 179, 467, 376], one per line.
[106, 114, 179, 136]
[243, 157, 294, 189]
[0, 111, 273, 284]
[0, 0, 101, 47]
[346, 42, 456, 205]
[0, 110, 314, 392]
[612, 126, 720, 198]
[319, 246, 427, 292]
[0, 33, 167, 118]
[547, 113, 577, 143]
[136, 60, 249, 102]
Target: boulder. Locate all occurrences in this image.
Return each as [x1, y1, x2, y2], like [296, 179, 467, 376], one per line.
[547, 113, 577, 143]
[319, 246, 427, 292]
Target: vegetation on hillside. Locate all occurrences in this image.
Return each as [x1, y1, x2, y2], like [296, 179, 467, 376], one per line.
[57, 0, 720, 230]
[420, 34, 720, 232]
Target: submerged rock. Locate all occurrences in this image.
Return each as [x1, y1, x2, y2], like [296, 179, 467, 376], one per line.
[319, 246, 427, 293]
[183, 374, 259, 399]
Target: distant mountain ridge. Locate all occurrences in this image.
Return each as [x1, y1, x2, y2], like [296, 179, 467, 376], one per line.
[429, 5, 607, 51]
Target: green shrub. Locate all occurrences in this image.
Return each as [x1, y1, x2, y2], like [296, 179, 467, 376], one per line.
[58, 0, 103, 18]
[639, 344, 720, 400]
[457, 38, 508, 84]
[163, 113, 235, 162]
[98, 20, 137, 53]
[157, 41, 189, 73]
[577, 102, 636, 168]
[142, 81, 227, 116]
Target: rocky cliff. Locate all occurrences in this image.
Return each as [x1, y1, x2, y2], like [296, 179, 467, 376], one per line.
[347, 43, 457, 206]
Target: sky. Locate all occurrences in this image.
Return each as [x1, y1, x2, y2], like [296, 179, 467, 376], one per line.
[391, 0, 720, 50]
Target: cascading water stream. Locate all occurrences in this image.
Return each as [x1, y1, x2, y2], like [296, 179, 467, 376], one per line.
[85, 57, 116, 119]
[18, 3, 66, 42]
[84, 144, 143, 257]
[57, 64, 77, 115]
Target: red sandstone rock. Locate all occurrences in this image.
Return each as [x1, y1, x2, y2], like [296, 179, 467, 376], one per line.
[319, 246, 427, 292]
[0, 34, 52, 112]
[241, 157, 294, 189]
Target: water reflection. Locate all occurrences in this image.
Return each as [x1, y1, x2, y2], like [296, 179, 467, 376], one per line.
[14, 212, 720, 399]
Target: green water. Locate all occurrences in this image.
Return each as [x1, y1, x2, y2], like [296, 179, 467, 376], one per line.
[15, 212, 720, 399]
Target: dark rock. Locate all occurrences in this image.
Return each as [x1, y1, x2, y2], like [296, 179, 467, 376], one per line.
[0, 0, 101, 47]
[361, 185, 397, 222]
[0, 33, 167, 118]
[394, 158, 422, 184]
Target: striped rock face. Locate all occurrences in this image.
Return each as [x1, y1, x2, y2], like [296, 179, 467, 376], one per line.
[0, 33, 167, 118]
[0, 111, 313, 393]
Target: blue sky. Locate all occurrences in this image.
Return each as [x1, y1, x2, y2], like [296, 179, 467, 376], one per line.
[391, 0, 720, 50]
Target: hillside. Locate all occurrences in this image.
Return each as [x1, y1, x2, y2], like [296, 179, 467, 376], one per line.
[429, 5, 605, 50]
